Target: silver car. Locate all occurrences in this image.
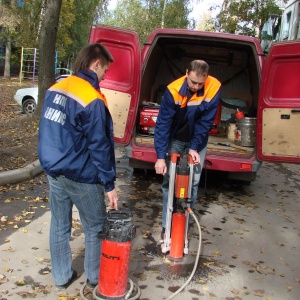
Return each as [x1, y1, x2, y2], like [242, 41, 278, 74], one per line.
[14, 74, 71, 114]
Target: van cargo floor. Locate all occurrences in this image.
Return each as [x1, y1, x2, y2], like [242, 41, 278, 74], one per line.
[134, 135, 254, 157]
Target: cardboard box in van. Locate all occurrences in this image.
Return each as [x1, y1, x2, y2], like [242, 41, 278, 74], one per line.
[90, 26, 300, 182]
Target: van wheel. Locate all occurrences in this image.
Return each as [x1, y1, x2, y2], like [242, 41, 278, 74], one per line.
[22, 98, 36, 114]
[129, 158, 155, 170]
[227, 172, 256, 183]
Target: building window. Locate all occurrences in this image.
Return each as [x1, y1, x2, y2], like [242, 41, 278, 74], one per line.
[283, 11, 291, 39]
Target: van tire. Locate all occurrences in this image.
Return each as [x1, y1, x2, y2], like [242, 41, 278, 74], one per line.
[129, 158, 155, 170]
[227, 171, 256, 183]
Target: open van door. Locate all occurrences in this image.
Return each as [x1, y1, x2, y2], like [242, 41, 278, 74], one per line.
[89, 26, 141, 145]
[257, 40, 300, 164]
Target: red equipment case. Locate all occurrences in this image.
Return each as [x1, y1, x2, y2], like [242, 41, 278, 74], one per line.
[139, 105, 159, 135]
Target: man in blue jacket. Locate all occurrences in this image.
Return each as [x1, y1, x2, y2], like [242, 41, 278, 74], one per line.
[154, 60, 221, 237]
[38, 44, 118, 290]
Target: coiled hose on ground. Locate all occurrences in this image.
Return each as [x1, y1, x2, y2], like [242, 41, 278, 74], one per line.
[79, 277, 141, 300]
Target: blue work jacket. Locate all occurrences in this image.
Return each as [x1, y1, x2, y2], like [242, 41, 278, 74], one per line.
[38, 70, 116, 192]
[154, 75, 221, 159]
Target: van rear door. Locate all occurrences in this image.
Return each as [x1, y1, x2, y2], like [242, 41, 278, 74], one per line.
[89, 26, 141, 145]
[257, 40, 300, 163]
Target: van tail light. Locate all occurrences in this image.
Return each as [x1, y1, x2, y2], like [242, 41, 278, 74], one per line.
[241, 163, 252, 170]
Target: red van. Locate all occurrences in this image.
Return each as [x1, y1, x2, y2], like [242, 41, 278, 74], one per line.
[89, 26, 300, 182]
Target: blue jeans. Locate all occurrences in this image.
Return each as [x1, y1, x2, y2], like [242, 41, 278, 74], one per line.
[161, 140, 207, 228]
[47, 175, 107, 286]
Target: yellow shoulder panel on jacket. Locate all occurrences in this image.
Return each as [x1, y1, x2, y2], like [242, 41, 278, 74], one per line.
[49, 76, 107, 107]
[203, 76, 221, 102]
[168, 76, 186, 105]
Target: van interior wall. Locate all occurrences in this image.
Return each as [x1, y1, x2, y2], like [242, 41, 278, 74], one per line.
[137, 41, 260, 154]
[141, 44, 258, 109]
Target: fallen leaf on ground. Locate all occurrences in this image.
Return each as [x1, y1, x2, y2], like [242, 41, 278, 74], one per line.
[231, 288, 239, 295]
[253, 289, 265, 297]
[1, 216, 8, 222]
[16, 279, 26, 285]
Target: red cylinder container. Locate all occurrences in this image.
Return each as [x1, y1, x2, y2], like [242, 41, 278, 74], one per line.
[98, 240, 131, 298]
[170, 212, 186, 260]
[97, 210, 135, 299]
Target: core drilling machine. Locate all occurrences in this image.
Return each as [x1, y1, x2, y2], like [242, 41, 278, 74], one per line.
[161, 152, 202, 260]
[161, 153, 203, 300]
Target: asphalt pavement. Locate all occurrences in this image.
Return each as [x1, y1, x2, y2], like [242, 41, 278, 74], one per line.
[0, 148, 299, 300]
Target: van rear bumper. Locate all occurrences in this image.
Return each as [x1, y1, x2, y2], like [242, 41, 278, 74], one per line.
[125, 142, 261, 173]
[204, 153, 261, 173]
[125, 143, 157, 169]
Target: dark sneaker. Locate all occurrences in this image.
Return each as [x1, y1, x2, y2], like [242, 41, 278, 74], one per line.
[56, 270, 78, 290]
[86, 278, 97, 289]
[81, 279, 97, 300]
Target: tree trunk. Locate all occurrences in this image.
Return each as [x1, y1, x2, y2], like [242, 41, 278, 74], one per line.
[36, 0, 63, 117]
[4, 39, 11, 79]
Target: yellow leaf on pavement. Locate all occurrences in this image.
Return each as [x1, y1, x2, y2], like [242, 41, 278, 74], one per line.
[1, 216, 8, 222]
[16, 279, 25, 285]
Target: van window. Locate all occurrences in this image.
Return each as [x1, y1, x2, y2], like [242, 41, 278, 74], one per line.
[283, 11, 291, 39]
[297, 15, 300, 39]
[266, 58, 300, 103]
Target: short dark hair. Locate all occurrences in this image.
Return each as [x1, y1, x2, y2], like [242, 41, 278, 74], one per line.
[73, 43, 114, 74]
[187, 60, 209, 77]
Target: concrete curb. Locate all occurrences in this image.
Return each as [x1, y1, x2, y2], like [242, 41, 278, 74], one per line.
[0, 147, 128, 186]
[0, 159, 44, 186]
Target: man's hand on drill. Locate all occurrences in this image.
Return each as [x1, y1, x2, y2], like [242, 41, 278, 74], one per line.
[189, 149, 200, 165]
